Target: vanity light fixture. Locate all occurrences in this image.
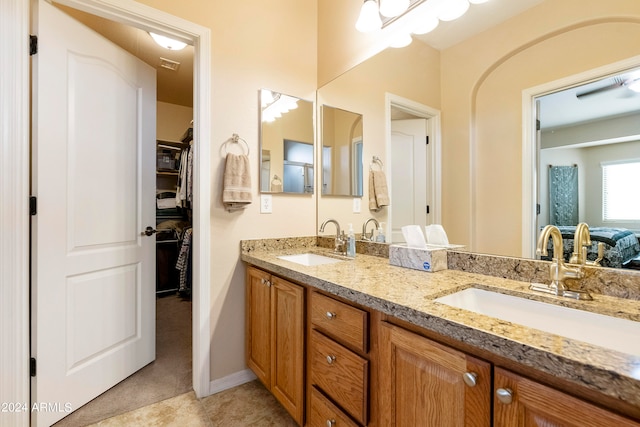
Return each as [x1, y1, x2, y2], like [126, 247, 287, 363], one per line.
[356, 0, 490, 48]
[379, 0, 410, 18]
[149, 32, 187, 51]
[261, 89, 299, 123]
[356, 0, 383, 32]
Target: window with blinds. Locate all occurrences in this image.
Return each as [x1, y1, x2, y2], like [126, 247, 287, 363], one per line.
[602, 160, 640, 222]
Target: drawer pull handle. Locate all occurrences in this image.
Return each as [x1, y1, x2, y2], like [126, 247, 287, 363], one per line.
[326, 420, 336, 427]
[326, 311, 337, 320]
[260, 278, 271, 287]
[462, 372, 477, 387]
[496, 388, 513, 404]
[326, 355, 336, 365]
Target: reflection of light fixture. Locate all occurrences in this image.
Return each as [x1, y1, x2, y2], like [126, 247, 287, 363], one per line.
[149, 32, 187, 50]
[356, 0, 382, 33]
[379, 0, 409, 18]
[261, 89, 299, 123]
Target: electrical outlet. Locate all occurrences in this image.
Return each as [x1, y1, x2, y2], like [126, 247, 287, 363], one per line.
[353, 197, 361, 213]
[260, 194, 272, 214]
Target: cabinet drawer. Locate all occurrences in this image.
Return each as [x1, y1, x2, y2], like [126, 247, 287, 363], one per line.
[310, 330, 368, 425]
[311, 291, 368, 353]
[309, 386, 359, 427]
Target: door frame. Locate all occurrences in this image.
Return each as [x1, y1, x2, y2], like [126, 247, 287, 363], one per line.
[385, 92, 442, 238]
[1, 1, 211, 425]
[521, 54, 640, 259]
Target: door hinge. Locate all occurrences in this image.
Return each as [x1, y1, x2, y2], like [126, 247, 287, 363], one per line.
[30, 35, 38, 56]
[425, 135, 430, 145]
[536, 203, 541, 215]
[30, 196, 37, 216]
[30, 357, 36, 377]
[536, 119, 541, 131]
[426, 205, 430, 214]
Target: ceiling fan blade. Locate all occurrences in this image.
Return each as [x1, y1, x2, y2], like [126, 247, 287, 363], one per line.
[576, 79, 624, 99]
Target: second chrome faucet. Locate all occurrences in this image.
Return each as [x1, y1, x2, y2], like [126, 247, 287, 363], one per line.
[319, 218, 346, 256]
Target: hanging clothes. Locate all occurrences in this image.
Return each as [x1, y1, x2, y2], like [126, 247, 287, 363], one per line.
[175, 227, 193, 295]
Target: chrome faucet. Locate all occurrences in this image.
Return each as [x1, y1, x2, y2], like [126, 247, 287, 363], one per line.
[530, 224, 592, 300]
[320, 219, 346, 255]
[361, 218, 380, 241]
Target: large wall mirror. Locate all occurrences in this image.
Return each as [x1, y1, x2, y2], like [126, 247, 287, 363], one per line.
[260, 89, 314, 194]
[315, 1, 640, 271]
[321, 105, 364, 197]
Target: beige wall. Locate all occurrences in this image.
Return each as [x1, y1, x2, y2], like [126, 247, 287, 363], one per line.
[317, 40, 440, 235]
[157, 101, 193, 141]
[135, 0, 318, 382]
[440, 0, 640, 257]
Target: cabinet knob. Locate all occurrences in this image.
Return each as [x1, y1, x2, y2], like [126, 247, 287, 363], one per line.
[496, 388, 513, 404]
[326, 420, 336, 427]
[326, 355, 336, 365]
[462, 372, 477, 387]
[260, 278, 271, 287]
[326, 311, 337, 320]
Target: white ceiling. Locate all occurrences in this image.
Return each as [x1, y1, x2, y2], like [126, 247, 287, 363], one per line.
[538, 71, 640, 130]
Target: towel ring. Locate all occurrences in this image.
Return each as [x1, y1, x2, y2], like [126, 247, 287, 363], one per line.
[370, 156, 384, 171]
[222, 133, 250, 156]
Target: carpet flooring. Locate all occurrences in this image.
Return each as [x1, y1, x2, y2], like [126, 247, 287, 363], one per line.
[54, 294, 193, 427]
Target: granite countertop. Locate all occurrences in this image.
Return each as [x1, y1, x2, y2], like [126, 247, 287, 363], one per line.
[241, 243, 640, 412]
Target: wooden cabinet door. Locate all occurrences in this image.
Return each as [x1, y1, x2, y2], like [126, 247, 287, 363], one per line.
[379, 323, 491, 427]
[246, 266, 272, 386]
[270, 275, 305, 425]
[494, 368, 640, 427]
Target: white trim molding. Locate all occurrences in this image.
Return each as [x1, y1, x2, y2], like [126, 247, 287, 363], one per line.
[521, 54, 640, 259]
[0, 0, 31, 426]
[209, 369, 257, 395]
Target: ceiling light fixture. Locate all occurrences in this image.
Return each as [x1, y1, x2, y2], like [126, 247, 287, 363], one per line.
[437, 0, 470, 21]
[149, 32, 187, 51]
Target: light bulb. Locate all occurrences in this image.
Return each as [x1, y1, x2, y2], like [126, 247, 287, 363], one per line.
[356, 0, 382, 33]
[380, 0, 410, 18]
[389, 32, 412, 48]
[149, 32, 187, 50]
[438, 0, 470, 21]
[469, 0, 490, 4]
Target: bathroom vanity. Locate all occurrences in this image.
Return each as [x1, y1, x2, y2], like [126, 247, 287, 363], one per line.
[242, 238, 640, 426]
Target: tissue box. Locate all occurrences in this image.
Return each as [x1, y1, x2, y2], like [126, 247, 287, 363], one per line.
[389, 244, 448, 272]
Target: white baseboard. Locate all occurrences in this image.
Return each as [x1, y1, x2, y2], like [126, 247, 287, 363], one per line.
[208, 369, 257, 396]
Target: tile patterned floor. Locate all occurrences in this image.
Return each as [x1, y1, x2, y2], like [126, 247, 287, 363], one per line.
[88, 381, 297, 427]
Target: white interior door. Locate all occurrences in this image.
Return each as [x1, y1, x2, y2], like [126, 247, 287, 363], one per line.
[31, 1, 156, 425]
[390, 119, 429, 243]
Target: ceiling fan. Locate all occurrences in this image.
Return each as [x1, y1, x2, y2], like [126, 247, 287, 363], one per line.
[576, 75, 640, 99]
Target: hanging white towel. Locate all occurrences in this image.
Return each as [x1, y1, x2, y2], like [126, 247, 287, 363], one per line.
[368, 170, 390, 211]
[223, 153, 252, 210]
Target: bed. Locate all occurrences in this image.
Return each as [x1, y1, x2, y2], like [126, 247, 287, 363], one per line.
[542, 226, 640, 268]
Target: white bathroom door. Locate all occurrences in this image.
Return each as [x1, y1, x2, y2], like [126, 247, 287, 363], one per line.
[390, 119, 429, 243]
[31, 1, 156, 425]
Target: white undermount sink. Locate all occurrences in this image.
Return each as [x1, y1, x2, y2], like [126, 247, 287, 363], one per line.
[277, 253, 344, 266]
[434, 287, 640, 356]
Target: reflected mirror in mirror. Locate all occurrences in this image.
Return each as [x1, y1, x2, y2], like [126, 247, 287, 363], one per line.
[260, 89, 314, 194]
[321, 105, 364, 197]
